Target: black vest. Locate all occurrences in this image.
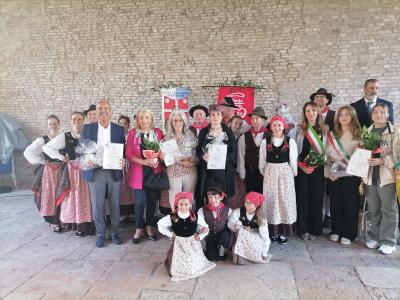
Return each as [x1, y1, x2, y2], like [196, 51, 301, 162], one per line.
[64, 132, 78, 160]
[170, 213, 198, 237]
[42, 135, 62, 162]
[203, 205, 229, 235]
[244, 131, 260, 170]
[239, 207, 259, 229]
[266, 136, 290, 163]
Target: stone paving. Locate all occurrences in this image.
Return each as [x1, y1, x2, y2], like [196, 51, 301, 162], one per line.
[1, 191, 400, 300]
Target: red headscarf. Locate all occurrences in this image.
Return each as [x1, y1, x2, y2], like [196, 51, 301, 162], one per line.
[270, 115, 288, 130]
[174, 192, 196, 221]
[244, 192, 264, 208]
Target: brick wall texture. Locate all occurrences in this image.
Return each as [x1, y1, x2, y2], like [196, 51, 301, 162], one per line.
[1, 0, 400, 188]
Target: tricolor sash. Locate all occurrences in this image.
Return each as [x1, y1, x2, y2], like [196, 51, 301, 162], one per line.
[327, 132, 349, 166]
[305, 125, 324, 154]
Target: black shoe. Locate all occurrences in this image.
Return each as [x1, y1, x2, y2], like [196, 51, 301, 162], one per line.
[132, 236, 141, 244]
[217, 255, 226, 261]
[75, 231, 87, 237]
[53, 225, 66, 234]
[270, 235, 279, 243]
[323, 215, 331, 229]
[278, 235, 288, 244]
[147, 234, 157, 241]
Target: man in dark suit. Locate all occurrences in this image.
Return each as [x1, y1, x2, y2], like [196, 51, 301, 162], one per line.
[83, 99, 126, 247]
[310, 88, 336, 131]
[351, 79, 395, 128]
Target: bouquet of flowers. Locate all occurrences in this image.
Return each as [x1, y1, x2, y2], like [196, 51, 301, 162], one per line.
[175, 139, 197, 163]
[298, 149, 325, 173]
[75, 139, 103, 170]
[142, 132, 159, 164]
[325, 141, 350, 178]
[360, 126, 382, 158]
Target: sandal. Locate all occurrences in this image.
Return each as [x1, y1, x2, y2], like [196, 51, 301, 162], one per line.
[53, 225, 66, 234]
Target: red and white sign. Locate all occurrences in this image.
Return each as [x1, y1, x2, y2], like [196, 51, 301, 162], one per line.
[217, 86, 255, 125]
[161, 88, 190, 131]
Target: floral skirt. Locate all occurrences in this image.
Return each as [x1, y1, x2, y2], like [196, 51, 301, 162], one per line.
[166, 236, 215, 281]
[233, 229, 270, 264]
[263, 163, 297, 225]
[60, 161, 92, 224]
[40, 162, 64, 217]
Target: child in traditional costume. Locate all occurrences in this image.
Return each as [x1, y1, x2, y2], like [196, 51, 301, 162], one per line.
[197, 186, 233, 261]
[259, 116, 298, 244]
[228, 191, 271, 264]
[157, 192, 215, 281]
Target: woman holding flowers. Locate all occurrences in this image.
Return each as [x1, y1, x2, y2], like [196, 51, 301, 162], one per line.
[295, 101, 328, 241]
[125, 109, 163, 243]
[325, 106, 361, 245]
[160, 110, 198, 209]
[364, 104, 399, 255]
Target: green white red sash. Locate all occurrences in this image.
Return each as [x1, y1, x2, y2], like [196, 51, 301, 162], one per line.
[327, 132, 349, 166]
[305, 125, 324, 154]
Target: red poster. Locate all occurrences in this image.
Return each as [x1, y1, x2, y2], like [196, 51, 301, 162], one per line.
[217, 86, 255, 125]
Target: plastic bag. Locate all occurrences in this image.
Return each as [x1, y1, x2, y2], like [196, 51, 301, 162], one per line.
[75, 139, 103, 170]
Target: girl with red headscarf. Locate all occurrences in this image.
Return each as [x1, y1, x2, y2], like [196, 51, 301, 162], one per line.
[157, 192, 215, 281]
[259, 115, 298, 244]
[228, 191, 271, 264]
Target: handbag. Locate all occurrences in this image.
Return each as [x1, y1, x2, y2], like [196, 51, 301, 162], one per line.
[142, 169, 170, 190]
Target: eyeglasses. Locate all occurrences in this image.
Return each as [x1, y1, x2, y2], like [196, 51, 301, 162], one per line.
[172, 119, 183, 123]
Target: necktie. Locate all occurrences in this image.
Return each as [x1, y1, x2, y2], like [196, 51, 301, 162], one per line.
[367, 101, 374, 113]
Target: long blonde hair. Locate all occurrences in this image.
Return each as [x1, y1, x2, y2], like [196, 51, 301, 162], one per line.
[334, 106, 361, 139]
[134, 109, 154, 131]
[299, 101, 326, 135]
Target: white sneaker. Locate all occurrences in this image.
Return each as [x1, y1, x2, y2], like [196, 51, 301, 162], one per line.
[340, 238, 351, 245]
[378, 244, 396, 255]
[365, 240, 379, 249]
[329, 234, 339, 242]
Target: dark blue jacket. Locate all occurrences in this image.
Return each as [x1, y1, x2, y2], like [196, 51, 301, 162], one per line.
[351, 98, 394, 128]
[82, 122, 125, 182]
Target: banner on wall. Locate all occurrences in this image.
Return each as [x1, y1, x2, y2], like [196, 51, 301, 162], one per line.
[161, 88, 190, 131]
[217, 86, 255, 125]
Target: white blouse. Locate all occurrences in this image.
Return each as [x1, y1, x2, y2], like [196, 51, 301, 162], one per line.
[228, 208, 271, 256]
[42, 132, 81, 161]
[157, 211, 209, 240]
[258, 137, 298, 176]
[24, 137, 46, 165]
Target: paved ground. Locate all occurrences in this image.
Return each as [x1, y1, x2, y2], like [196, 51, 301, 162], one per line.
[0, 191, 400, 300]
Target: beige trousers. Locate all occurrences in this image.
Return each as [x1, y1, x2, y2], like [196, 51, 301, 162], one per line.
[168, 172, 198, 209]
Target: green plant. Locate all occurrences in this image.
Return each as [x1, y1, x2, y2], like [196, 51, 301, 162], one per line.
[306, 149, 325, 167]
[143, 137, 159, 151]
[151, 81, 191, 92]
[213, 75, 264, 89]
[361, 126, 381, 150]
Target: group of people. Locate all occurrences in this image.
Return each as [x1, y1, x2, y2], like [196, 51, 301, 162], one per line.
[23, 78, 399, 281]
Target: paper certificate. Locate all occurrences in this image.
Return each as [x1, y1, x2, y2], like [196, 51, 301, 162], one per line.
[207, 144, 227, 170]
[346, 148, 372, 178]
[160, 139, 180, 167]
[102, 143, 124, 170]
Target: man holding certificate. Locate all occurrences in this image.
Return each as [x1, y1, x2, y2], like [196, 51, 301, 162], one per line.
[82, 100, 126, 248]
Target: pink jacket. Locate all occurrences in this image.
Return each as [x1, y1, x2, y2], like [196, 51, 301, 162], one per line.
[125, 128, 164, 190]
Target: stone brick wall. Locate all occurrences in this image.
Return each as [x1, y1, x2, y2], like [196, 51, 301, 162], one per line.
[1, 0, 400, 188]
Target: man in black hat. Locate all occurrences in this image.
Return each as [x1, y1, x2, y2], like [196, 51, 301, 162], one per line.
[350, 79, 394, 128]
[310, 88, 335, 131]
[237, 106, 268, 193]
[83, 104, 97, 124]
[221, 96, 250, 132]
[188, 105, 209, 137]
